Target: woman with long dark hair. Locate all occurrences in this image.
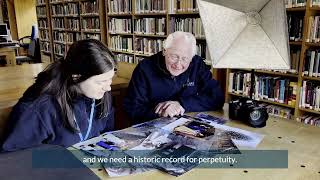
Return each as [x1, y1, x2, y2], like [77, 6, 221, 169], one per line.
[1, 39, 116, 151]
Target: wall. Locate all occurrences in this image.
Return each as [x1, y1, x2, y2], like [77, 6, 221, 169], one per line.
[14, 0, 37, 39]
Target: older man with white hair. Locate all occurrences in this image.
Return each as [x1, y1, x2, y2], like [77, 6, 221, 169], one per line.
[124, 31, 224, 124]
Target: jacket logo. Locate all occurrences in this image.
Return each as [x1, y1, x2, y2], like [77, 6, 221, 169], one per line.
[183, 80, 195, 87]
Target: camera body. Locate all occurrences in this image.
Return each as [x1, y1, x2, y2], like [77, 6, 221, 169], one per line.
[229, 98, 269, 128]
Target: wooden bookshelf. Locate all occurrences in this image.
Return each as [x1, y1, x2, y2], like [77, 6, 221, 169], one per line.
[36, 0, 54, 63]
[105, 0, 208, 65]
[256, 99, 295, 109]
[305, 42, 320, 46]
[302, 75, 320, 81]
[289, 41, 303, 45]
[43, 0, 106, 61]
[299, 107, 320, 115]
[134, 34, 167, 38]
[111, 50, 135, 55]
[255, 70, 299, 78]
[228, 92, 250, 98]
[225, 0, 320, 125]
[286, 7, 306, 11]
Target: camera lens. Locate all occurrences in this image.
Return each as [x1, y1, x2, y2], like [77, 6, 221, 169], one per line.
[250, 110, 261, 121]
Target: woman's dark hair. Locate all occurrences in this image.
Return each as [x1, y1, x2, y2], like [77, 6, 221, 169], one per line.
[23, 39, 116, 132]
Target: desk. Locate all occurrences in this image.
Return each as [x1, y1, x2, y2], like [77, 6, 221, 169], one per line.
[0, 47, 16, 66]
[82, 106, 320, 180]
[0, 41, 19, 66]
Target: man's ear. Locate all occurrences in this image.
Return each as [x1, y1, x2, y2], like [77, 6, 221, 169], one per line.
[162, 49, 166, 56]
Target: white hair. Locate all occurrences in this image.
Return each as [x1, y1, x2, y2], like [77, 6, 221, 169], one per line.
[163, 31, 197, 56]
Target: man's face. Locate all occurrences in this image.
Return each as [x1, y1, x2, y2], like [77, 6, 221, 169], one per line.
[164, 40, 194, 76]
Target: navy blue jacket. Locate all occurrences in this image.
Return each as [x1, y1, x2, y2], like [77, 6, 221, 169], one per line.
[123, 52, 224, 124]
[1, 94, 114, 152]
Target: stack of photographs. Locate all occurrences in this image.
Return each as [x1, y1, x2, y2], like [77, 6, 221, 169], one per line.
[73, 114, 263, 177]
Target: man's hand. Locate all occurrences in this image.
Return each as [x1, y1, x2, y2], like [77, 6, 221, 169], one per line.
[155, 101, 185, 118]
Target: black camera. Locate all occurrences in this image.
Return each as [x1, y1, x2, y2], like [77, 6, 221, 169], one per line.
[229, 98, 269, 128]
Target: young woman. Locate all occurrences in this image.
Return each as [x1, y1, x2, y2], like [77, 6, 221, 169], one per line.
[1, 39, 116, 151]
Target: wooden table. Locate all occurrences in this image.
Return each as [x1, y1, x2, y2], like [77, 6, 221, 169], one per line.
[83, 106, 320, 180]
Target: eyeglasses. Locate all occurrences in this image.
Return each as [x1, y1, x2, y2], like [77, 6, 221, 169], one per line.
[167, 53, 192, 64]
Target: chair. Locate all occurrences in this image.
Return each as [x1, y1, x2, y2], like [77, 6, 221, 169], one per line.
[16, 37, 41, 65]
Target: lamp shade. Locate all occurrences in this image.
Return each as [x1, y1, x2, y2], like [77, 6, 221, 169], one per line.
[197, 0, 290, 69]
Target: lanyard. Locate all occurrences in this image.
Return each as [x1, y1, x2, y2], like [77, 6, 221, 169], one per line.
[74, 99, 95, 142]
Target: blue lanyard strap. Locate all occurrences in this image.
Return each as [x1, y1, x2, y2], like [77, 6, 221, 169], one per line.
[74, 99, 95, 142]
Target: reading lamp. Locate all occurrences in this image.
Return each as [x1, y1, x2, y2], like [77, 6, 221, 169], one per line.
[197, 0, 291, 127]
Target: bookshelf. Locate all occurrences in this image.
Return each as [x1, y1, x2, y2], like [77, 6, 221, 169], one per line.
[105, 0, 209, 64]
[226, 0, 320, 127]
[36, 0, 53, 63]
[42, 0, 106, 61]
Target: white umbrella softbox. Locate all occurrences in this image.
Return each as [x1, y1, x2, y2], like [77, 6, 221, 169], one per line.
[197, 0, 290, 69]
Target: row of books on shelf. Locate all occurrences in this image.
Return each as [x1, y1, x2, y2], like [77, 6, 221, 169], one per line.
[40, 41, 50, 52]
[168, 0, 198, 14]
[52, 4, 65, 15]
[81, 0, 99, 14]
[107, 0, 199, 14]
[260, 103, 293, 119]
[253, 76, 297, 106]
[285, 0, 306, 8]
[114, 53, 147, 64]
[108, 18, 132, 34]
[115, 53, 134, 63]
[83, 33, 101, 40]
[107, 0, 131, 14]
[54, 43, 65, 56]
[109, 36, 133, 52]
[134, 18, 166, 35]
[196, 43, 206, 59]
[40, 30, 50, 40]
[169, 17, 205, 38]
[299, 80, 320, 110]
[66, 32, 81, 43]
[135, 37, 164, 55]
[51, 0, 63, 3]
[37, 0, 45, 5]
[310, 0, 320, 7]
[52, 18, 65, 29]
[82, 18, 100, 30]
[306, 16, 320, 43]
[66, 19, 80, 31]
[287, 14, 303, 42]
[53, 31, 64, 42]
[297, 114, 320, 127]
[38, 20, 48, 28]
[289, 48, 301, 74]
[135, 0, 166, 14]
[109, 36, 165, 55]
[66, 3, 79, 15]
[228, 72, 251, 97]
[52, 3, 80, 16]
[303, 49, 320, 77]
[111, 42, 206, 62]
[36, 6, 47, 16]
[228, 72, 298, 106]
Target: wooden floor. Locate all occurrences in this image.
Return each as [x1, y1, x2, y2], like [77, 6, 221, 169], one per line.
[0, 63, 48, 109]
